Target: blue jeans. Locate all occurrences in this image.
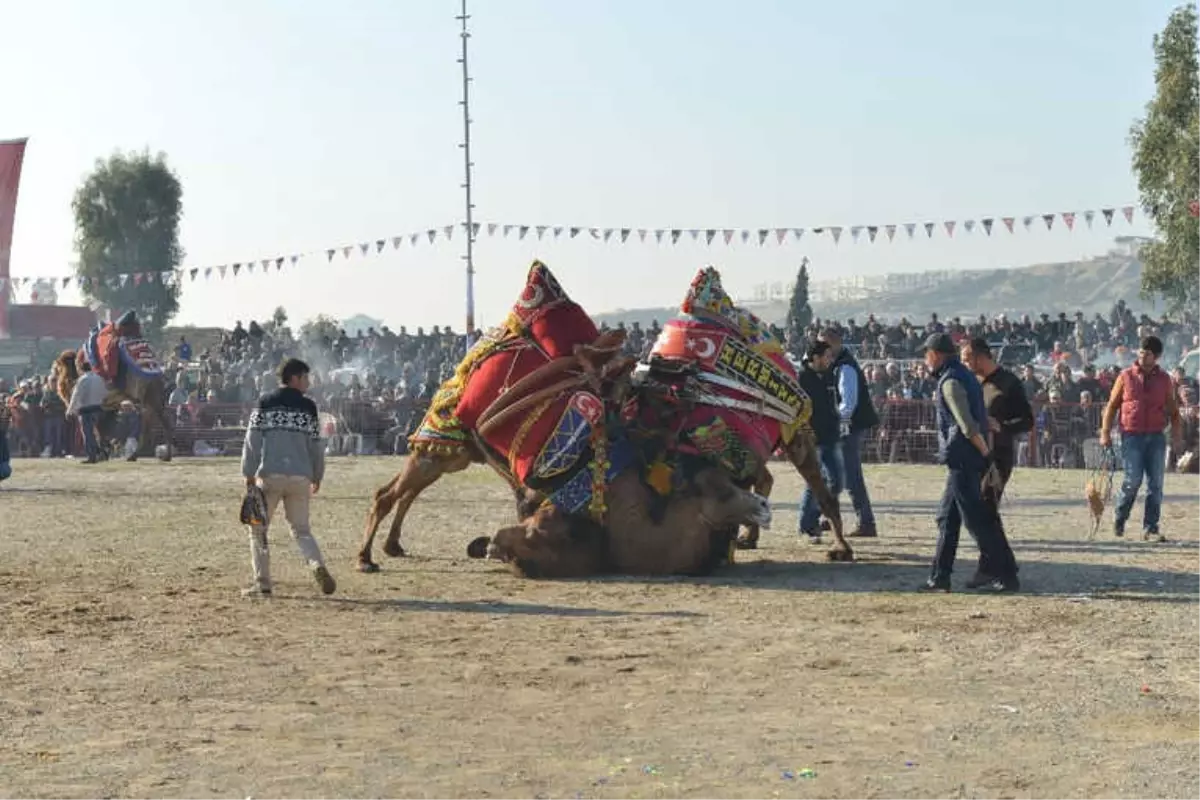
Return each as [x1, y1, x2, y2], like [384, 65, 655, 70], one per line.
[1116, 432, 1166, 534]
[43, 416, 65, 457]
[841, 427, 875, 527]
[799, 441, 843, 534]
[932, 464, 1019, 580]
[80, 408, 102, 460]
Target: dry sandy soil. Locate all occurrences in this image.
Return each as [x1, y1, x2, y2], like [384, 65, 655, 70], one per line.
[1, 458, 1197, 799]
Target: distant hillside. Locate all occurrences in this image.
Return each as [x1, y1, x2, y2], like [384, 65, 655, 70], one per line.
[593, 254, 1159, 327]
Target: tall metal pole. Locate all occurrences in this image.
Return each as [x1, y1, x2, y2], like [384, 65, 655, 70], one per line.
[456, 0, 476, 335]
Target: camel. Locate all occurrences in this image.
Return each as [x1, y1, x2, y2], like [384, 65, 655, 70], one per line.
[55, 347, 174, 461]
[469, 467, 771, 578]
[357, 261, 851, 575]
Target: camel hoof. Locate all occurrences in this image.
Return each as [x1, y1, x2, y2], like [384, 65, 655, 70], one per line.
[466, 536, 491, 559]
[735, 537, 758, 550]
[826, 547, 855, 563]
[357, 559, 381, 574]
[381, 541, 407, 558]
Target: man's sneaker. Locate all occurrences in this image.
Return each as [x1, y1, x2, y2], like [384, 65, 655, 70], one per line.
[1143, 531, 1167, 543]
[964, 572, 999, 589]
[313, 565, 337, 595]
[1113, 522, 1125, 538]
[918, 576, 951, 592]
[849, 523, 878, 538]
[241, 585, 273, 598]
[800, 530, 822, 545]
[974, 575, 1020, 593]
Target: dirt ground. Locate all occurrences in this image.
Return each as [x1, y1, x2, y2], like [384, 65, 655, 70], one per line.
[0, 458, 1196, 799]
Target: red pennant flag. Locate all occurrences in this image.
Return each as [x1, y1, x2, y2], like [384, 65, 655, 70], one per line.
[1061, 212, 1076, 231]
[217, 266, 228, 279]
[723, 229, 735, 245]
[1189, 200, 1200, 218]
[924, 222, 935, 238]
[1042, 214, 1055, 231]
[443, 225, 454, 240]
[1121, 206, 1134, 224]
[944, 220, 956, 237]
[885, 224, 896, 242]
[1101, 208, 1114, 226]
[775, 228, 788, 244]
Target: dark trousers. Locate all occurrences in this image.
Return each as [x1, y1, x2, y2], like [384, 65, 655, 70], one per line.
[80, 408, 102, 461]
[43, 416, 65, 457]
[932, 461, 1019, 581]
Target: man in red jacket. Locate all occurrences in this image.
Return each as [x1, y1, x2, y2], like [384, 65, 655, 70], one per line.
[1100, 336, 1182, 541]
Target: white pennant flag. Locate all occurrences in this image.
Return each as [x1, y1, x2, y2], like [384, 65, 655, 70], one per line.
[392, 236, 403, 249]
[444, 225, 455, 240]
[637, 229, 647, 242]
[503, 224, 514, 237]
[655, 230, 664, 244]
[904, 223, 916, 239]
[487, 223, 498, 236]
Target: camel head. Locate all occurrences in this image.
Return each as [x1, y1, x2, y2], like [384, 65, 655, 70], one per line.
[54, 350, 80, 404]
[690, 466, 773, 531]
[471, 505, 609, 579]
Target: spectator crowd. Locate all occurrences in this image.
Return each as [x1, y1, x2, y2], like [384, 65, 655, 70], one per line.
[1, 299, 1197, 471]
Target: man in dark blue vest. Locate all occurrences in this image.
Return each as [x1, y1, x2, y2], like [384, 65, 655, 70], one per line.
[818, 328, 879, 538]
[796, 341, 842, 544]
[920, 333, 1019, 593]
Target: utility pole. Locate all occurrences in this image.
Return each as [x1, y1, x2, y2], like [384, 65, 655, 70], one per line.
[456, 0, 476, 335]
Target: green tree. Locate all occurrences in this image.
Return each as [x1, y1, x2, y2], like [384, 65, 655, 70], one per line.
[1129, 4, 1199, 312]
[72, 151, 185, 338]
[785, 259, 813, 352]
[298, 313, 341, 346]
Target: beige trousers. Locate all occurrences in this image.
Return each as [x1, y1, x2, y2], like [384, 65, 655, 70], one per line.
[248, 474, 326, 589]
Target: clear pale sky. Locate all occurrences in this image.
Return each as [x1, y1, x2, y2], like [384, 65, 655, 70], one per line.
[2, 0, 1172, 331]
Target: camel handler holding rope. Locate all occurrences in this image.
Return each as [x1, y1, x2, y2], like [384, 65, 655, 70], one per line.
[239, 358, 336, 597]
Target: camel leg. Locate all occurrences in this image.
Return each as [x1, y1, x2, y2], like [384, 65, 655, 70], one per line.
[736, 465, 774, 550]
[357, 449, 473, 572]
[785, 435, 853, 562]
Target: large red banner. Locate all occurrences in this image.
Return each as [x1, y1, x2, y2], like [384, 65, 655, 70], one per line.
[0, 138, 28, 338]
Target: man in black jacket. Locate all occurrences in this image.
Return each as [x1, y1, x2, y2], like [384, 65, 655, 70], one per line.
[797, 341, 842, 544]
[961, 337, 1033, 580]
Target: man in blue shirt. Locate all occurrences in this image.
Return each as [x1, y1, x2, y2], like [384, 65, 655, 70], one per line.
[818, 328, 879, 538]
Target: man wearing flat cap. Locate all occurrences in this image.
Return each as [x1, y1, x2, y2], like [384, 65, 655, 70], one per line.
[816, 327, 879, 538]
[920, 333, 1019, 593]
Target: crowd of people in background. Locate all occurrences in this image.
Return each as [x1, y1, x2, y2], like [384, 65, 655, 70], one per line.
[1, 299, 1197, 471]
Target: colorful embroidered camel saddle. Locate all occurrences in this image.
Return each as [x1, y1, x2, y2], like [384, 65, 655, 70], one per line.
[631, 267, 811, 482]
[82, 312, 163, 385]
[409, 261, 635, 520]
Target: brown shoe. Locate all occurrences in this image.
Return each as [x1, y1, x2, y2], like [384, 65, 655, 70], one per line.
[848, 523, 878, 538]
[313, 565, 337, 595]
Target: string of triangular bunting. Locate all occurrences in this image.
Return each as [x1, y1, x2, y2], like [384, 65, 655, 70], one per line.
[0, 204, 1139, 292]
